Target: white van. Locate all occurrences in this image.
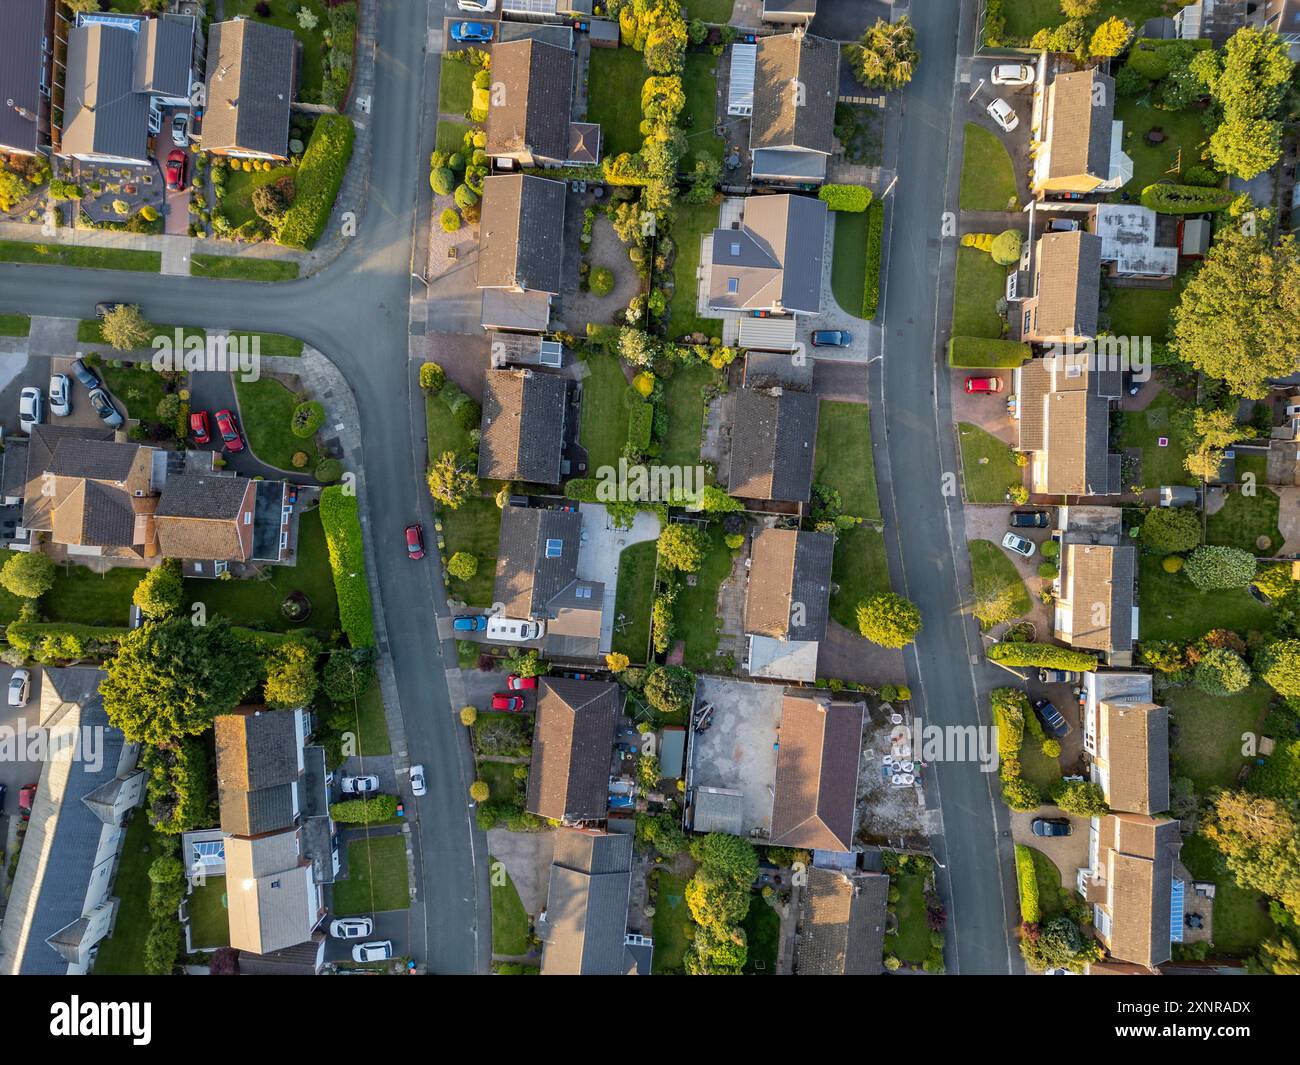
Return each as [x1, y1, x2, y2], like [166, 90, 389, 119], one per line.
[486, 616, 545, 643]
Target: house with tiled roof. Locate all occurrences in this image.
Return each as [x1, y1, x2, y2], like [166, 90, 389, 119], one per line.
[1013, 230, 1102, 345]
[794, 867, 890, 975]
[726, 385, 819, 506]
[1052, 506, 1137, 664]
[154, 472, 258, 571]
[485, 38, 600, 168]
[0, 0, 56, 156]
[1032, 69, 1133, 198]
[478, 368, 570, 484]
[750, 29, 839, 184]
[744, 527, 834, 682]
[478, 173, 568, 333]
[1080, 671, 1168, 815]
[201, 16, 297, 160]
[526, 677, 621, 823]
[769, 691, 865, 852]
[707, 194, 828, 316]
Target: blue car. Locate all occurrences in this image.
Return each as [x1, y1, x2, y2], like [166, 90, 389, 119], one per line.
[811, 330, 853, 347]
[450, 21, 494, 43]
[453, 615, 487, 633]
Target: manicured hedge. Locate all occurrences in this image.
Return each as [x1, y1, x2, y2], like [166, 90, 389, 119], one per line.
[565, 478, 600, 502]
[948, 336, 1031, 368]
[277, 115, 356, 249]
[319, 485, 376, 647]
[1014, 844, 1040, 925]
[862, 201, 884, 320]
[818, 184, 873, 212]
[627, 401, 653, 452]
[330, 795, 398, 823]
[988, 642, 1098, 671]
[1139, 182, 1233, 215]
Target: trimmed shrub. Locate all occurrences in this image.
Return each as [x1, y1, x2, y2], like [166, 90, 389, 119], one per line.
[331, 795, 399, 823]
[1139, 183, 1234, 215]
[419, 362, 445, 392]
[990, 229, 1022, 266]
[439, 208, 462, 232]
[987, 642, 1098, 671]
[315, 457, 344, 483]
[627, 401, 653, 453]
[276, 115, 355, 249]
[947, 336, 1030, 368]
[319, 486, 375, 646]
[447, 551, 478, 581]
[590, 266, 615, 296]
[430, 166, 455, 195]
[818, 184, 873, 212]
[862, 202, 884, 320]
[1014, 845, 1040, 924]
[291, 400, 326, 438]
[1184, 544, 1257, 590]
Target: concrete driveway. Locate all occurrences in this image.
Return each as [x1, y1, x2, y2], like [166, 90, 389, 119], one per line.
[962, 61, 1036, 207]
[486, 825, 555, 919]
[1010, 806, 1089, 891]
[323, 907, 412, 961]
[811, 0, 892, 42]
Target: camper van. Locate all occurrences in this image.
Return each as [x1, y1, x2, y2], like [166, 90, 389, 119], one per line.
[486, 616, 546, 643]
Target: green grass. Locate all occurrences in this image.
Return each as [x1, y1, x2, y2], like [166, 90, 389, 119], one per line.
[676, 524, 733, 670]
[668, 202, 723, 340]
[829, 525, 891, 631]
[435, 119, 474, 155]
[490, 857, 532, 956]
[613, 541, 657, 663]
[830, 209, 869, 319]
[660, 360, 717, 467]
[223, 0, 336, 103]
[91, 815, 158, 974]
[234, 376, 318, 471]
[1180, 833, 1277, 957]
[333, 835, 410, 915]
[1105, 281, 1183, 343]
[1028, 846, 1069, 918]
[1167, 683, 1272, 793]
[968, 539, 1032, 629]
[587, 48, 650, 158]
[1234, 451, 1268, 486]
[1138, 552, 1274, 643]
[884, 874, 931, 964]
[960, 123, 1019, 211]
[1114, 390, 1195, 488]
[578, 354, 629, 475]
[1207, 487, 1282, 557]
[425, 391, 474, 467]
[651, 870, 692, 974]
[0, 239, 159, 272]
[79, 319, 205, 347]
[952, 247, 1007, 340]
[0, 313, 30, 336]
[813, 401, 881, 520]
[684, 0, 734, 19]
[682, 52, 724, 163]
[1000, 0, 1167, 40]
[441, 496, 501, 607]
[100, 362, 170, 421]
[1115, 96, 1209, 196]
[957, 422, 1022, 503]
[218, 164, 297, 229]
[477, 759, 524, 807]
[188, 877, 231, 949]
[438, 59, 475, 116]
[741, 895, 780, 974]
[229, 331, 304, 357]
[190, 254, 300, 281]
[43, 564, 144, 627]
[1021, 731, 1063, 794]
[352, 682, 392, 757]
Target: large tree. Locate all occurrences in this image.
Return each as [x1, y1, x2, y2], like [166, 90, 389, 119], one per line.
[856, 592, 922, 648]
[1193, 27, 1294, 178]
[1203, 791, 1300, 918]
[0, 551, 55, 600]
[1139, 506, 1200, 554]
[849, 16, 920, 91]
[426, 450, 478, 509]
[99, 304, 153, 351]
[656, 523, 708, 572]
[263, 634, 321, 709]
[1169, 229, 1300, 398]
[100, 617, 261, 746]
[133, 559, 184, 618]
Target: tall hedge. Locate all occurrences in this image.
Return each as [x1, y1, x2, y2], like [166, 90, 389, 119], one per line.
[948, 336, 1031, 368]
[1014, 844, 1040, 924]
[862, 201, 884, 320]
[1139, 182, 1233, 215]
[277, 115, 356, 249]
[987, 642, 1098, 671]
[319, 486, 376, 647]
[818, 184, 873, 212]
[330, 795, 398, 823]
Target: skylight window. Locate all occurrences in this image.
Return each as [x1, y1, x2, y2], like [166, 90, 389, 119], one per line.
[727, 278, 739, 294]
[545, 538, 562, 558]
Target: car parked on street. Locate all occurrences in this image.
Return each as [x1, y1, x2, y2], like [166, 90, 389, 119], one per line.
[8, 669, 31, 708]
[986, 97, 1019, 133]
[405, 523, 425, 560]
[991, 63, 1034, 86]
[165, 149, 187, 191]
[352, 940, 393, 963]
[18, 387, 42, 433]
[450, 21, 494, 42]
[215, 409, 244, 452]
[1009, 510, 1050, 529]
[329, 917, 374, 939]
[452, 615, 487, 632]
[1002, 531, 1036, 558]
[811, 330, 853, 347]
[965, 376, 1003, 394]
[491, 693, 525, 713]
[94, 302, 124, 319]
[409, 764, 427, 797]
[69, 357, 101, 390]
[88, 388, 123, 428]
[340, 775, 380, 795]
[1033, 699, 1071, 739]
[1031, 817, 1072, 837]
[506, 674, 537, 691]
[190, 410, 211, 444]
[18, 782, 36, 820]
[48, 374, 70, 417]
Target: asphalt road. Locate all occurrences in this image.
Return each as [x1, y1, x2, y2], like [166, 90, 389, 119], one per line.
[0, 1, 487, 974]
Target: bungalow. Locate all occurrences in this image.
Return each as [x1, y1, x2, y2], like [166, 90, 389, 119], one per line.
[1052, 506, 1138, 665]
[794, 867, 890, 975]
[1032, 69, 1133, 198]
[0, 0, 56, 156]
[479, 173, 568, 333]
[478, 368, 570, 484]
[201, 17, 297, 161]
[726, 385, 819, 506]
[744, 527, 834, 683]
[526, 677, 622, 824]
[486, 38, 600, 169]
[707, 194, 828, 317]
[750, 29, 839, 184]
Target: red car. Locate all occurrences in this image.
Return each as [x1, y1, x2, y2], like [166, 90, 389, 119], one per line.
[506, 674, 538, 691]
[965, 376, 1004, 394]
[18, 783, 37, 822]
[215, 409, 244, 452]
[165, 148, 187, 191]
[405, 523, 425, 560]
[190, 410, 210, 444]
[491, 693, 526, 712]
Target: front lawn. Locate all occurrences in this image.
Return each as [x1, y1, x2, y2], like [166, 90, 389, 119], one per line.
[0, 314, 30, 336]
[100, 362, 171, 421]
[230, 331, 304, 357]
[884, 873, 931, 964]
[425, 391, 473, 467]
[438, 59, 475, 116]
[960, 123, 1019, 211]
[435, 119, 473, 155]
[441, 496, 501, 607]
[352, 682, 392, 757]
[1114, 389, 1195, 488]
[957, 422, 1022, 503]
[1137, 552, 1273, 643]
[1000, 0, 1167, 40]
[814, 400, 881, 520]
[43, 563, 143, 627]
[219, 164, 297, 230]
[587, 48, 650, 159]
[333, 835, 410, 914]
[675, 524, 733, 670]
[683, 0, 734, 19]
[829, 525, 891, 631]
[188, 877, 231, 949]
[0, 239, 159, 272]
[1114, 97, 1209, 196]
[660, 360, 718, 468]
[234, 376, 318, 471]
[190, 254, 300, 281]
[1179, 833, 1277, 957]
[682, 53, 724, 163]
[612, 540, 657, 663]
[651, 870, 692, 974]
[668, 202, 723, 340]
[830, 209, 869, 319]
[740, 895, 780, 974]
[1167, 684, 1272, 793]
[952, 247, 1006, 340]
[578, 354, 628, 476]
[968, 538, 1032, 629]
[490, 858, 531, 956]
[1206, 487, 1282, 557]
[91, 815, 157, 974]
[1027, 846, 1069, 919]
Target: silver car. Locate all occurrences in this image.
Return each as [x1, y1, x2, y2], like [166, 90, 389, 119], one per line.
[991, 63, 1034, 86]
[340, 774, 380, 795]
[409, 764, 427, 797]
[49, 373, 71, 417]
[1002, 531, 1036, 558]
[352, 940, 393, 963]
[329, 916, 374, 939]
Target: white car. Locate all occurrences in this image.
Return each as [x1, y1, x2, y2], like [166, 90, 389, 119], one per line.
[352, 940, 394, 963]
[8, 669, 31, 708]
[340, 774, 380, 795]
[991, 63, 1034, 86]
[409, 764, 427, 797]
[986, 97, 1019, 133]
[1002, 532, 1036, 558]
[329, 917, 374, 940]
[18, 387, 43, 433]
[171, 112, 189, 148]
[49, 373, 71, 418]
[456, 0, 497, 10]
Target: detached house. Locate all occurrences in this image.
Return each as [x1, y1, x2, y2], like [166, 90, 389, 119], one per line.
[201, 17, 297, 160]
[727, 385, 818, 507]
[479, 173, 568, 333]
[794, 867, 890, 975]
[478, 368, 570, 484]
[1033, 69, 1132, 198]
[0, 0, 56, 156]
[1014, 230, 1102, 345]
[744, 527, 834, 683]
[526, 677, 622, 824]
[486, 38, 600, 169]
[1052, 506, 1137, 665]
[749, 29, 839, 184]
[1080, 671, 1168, 816]
[707, 194, 828, 317]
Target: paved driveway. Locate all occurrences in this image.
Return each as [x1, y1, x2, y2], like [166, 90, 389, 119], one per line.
[962, 61, 1036, 207]
[811, 0, 892, 42]
[1010, 806, 1089, 889]
[576, 503, 660, 653]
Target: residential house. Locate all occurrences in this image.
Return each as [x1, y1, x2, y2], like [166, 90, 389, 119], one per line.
[1090, 203, 1180, 280]
[201, 17, 298, 160]
[155, 472, 261, 576]
[60, 12, 197, 164]
[726, 385, 819, 506]
[768, 690, 865, 852]
[750, 29, 839, 184]
[1014, 230, 1102, 345]
[485, 38, 600, 168]
[526, 677, 621, 824]
[1260, 0, 1300, 54]
[762, 0, 818, 26]
[1014, 354, 1124, 497]
[707, 194, 828, 317]
[538, 828, 650, 975]
[1173, 0, 1249, 46]
[0, 0, 56, 156]
[1052, 506, 1138, 665]
[794, 867, 890, 975]
[478, 368, 570, 484]
[744, 527, 834, 683]
[479, 173, 568, 333]
[1032, 70, 1133, 198]
[0, 668, 144, 975]
[1080, 671, 1169, 815]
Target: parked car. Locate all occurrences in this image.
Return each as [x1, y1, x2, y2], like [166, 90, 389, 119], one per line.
[506, 674, 538, 691]
[991, 63, 1035, 86]
[456, 0, 497, 10]
[811, 330, 853, 348]
[409, 764, 427, 797]
[18, 387, 42, 433]
[450, 21, 494, 42]
[1002, 531, 1036, 558]
[69, 357, 101, 390]
[352, 940, 393, 963]
[329, 917, 374, 939]
[986, 97, 1019, 133]
[48, 374, 71, 417]
[965, 376, 1003, 394]
[1033, 698, 1072, 739]
[0, 782, 6, 811]
[8, 669, 31, 708]
[18, 783, 37, 820]
[404, 523, 425, 560]
[215, 409, 244, 452]
[485, 616, 545, 643]
[1031, 817, 1072, 838]
[94, 302, 124, 319]
[190, 410, 211, 444]
[1009, 510, 1050, 529]
[1038, 668, 1080, 685]
[1047, 218, 1080, 232]
[88, 387, 123, 428]
[340, 774, 380, 796]
[171, 112, 189, 147]
[452, 615, 487, 633]
[491, 693, 526, 713]
[165, 149, 187, 191]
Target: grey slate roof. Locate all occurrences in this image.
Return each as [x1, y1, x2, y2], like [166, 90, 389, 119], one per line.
[48, 437, 142, 482]
[236, 934, 325, 975]
[485, 38, 576, 162]
[745, 528, 834, 641]
[478, 369, 568, 482]
[526, 677, 620, 822]
[709, 194, 827, 314]
[494, 505, 582, 619]
[764, 0, 819, 14]
[1, 438, 28, 499]
[751, 31, 838, 154]
[726, 386, 819, 502]
[0, 0, 50, 153]
[155, 472, 252, 558]
[539, 829, 633, 975]
[478, 174, 568, 294]
[61, 22, 150, 161]
[795, 867, 889, 975]
[202, 17, 296, 157]
[133, 15, 194, 97]
[215, 708, 302, 838]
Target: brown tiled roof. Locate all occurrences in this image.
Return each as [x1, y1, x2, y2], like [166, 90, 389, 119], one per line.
[751, 31, 839, 154]
[769, 692, 864, 850]
[727, 386, 818, 502]
[485, 38, 575, 162]
[1030, 231, 1101, 340]
[478, 174, 567, 294]
[1018, 356, 1120, 496]
[795, 867, 889, 975]
[745, 528, 834, 641]
[1098, 814, 1181, 968]
[215, 707, 302, 837]
[526, 678, 621, 822]
[477, 369, 568, 482]
[1101, 701, 1169, 815]
[155, 473, 252, 560]
[1062, 542, 1135, 652]
[49, 480, 137, 548]
[1043, 70, 1115, 183]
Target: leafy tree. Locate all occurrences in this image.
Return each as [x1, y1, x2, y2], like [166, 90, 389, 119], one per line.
[1204, 791, 1300, 917]
[849, 16, 920, 90]
[0, 169, 26, 212]
[656, 523, 708, 572]
[855, 592, 922, 648]
[63, 0, 100, 13]
[618, 326, 658, 367]
[644, 665, 694, 717]
[1088, 17, 1133, 58]
[469, 780, 490, 803]
[1181, 406, 1252, 479]
[691, 832, 760, 882]
[264, 634, 320, 709]
[1139, 640, 1189, 676]
[605, 652, 630, 672]
[0, 551, 55, 600]
[636, 812, 686, 857]
[447, 551, 478, 581]
[507, 648, 549, 679]
[1059, 0, 1099, 16]
[419, 361, 445, 392]
[1050, 779, 1109, 816]
[1020, 915, 1101, 973]
[132, 560, 184, 618]
[1001, 776, 1042, 812]
[1256, 639, 1300, 697]
[459, 704, 477, 727]
[1254, 562, 1299, 603]
[1139, 506, 1200, 554]
[101, 617, 260, 746]
[1209, 114, 1283, 181]
[1252, 936, 1300, 976]
[1194, 647, 1252, 695]
[99, 304, 152, 351]
[1192, 27, 1293, 121]
[427, 450, 478, 509]
[322, 646, 376, 702]
[1184, 544, 1257, 590]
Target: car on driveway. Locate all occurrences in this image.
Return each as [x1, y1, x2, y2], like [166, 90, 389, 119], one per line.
[1038, 668, 1080, 685]
[453, 615, 487, 632]
[215, 409, 244, 452]
[811, 330, 853, 347]
[340, 774, 380, 795]
[190, 410, 211, 444]
[409, 764, 427, 797]
[991, 63, 1034, 86]
[171, 112, 189, 147]
[70, 357, 101, 390]
[986, 97, 1019, 133]
[352, 940, 393, 963]
[165, 149, 187, 191]
[492, 693, 526, 713]
[1031, 817, 1072, 837]
[49, 374, 71, 417]
[506, 674, 538, 691]
[1010, 510, 1050, 529]
[18, 386, 42, 433]
[405, 523, 425, 560]
[329, 916, 373, 939]
[1002, 531, 1036, 558]
[1033, 699, 1072, 739]
[8, 669, 31, 707]
[450, 21, 493, 42]
[965, 376, 1003, 394]
[88, 387, 123, 428]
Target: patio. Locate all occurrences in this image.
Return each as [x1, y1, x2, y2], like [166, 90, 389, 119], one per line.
[69, 159, 164, 227]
